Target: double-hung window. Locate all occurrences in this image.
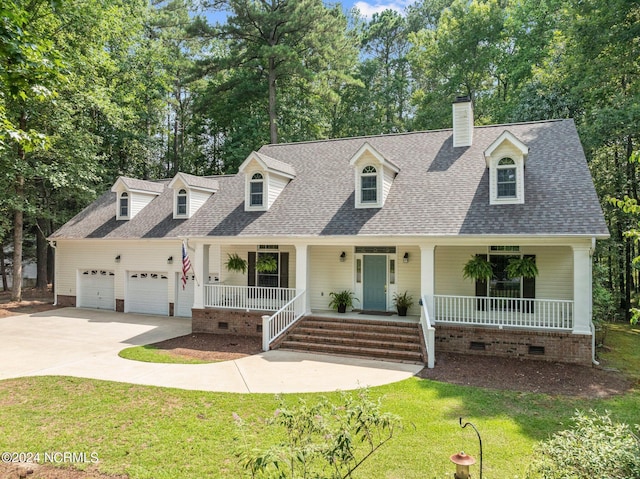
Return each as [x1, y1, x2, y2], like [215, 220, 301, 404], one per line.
[497, 158, 517, 198]
[176, 189, 187, 216]
[250, 173, 264, 207]
[119, 192, 129, 218]
[361, 165, 377, 203]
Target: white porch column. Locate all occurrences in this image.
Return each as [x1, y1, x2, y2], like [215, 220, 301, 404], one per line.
[295, 243, 310, 313]
[572, 245, 593, 335]
[419, 244, 436, 320]
[193, 242, 205, 309]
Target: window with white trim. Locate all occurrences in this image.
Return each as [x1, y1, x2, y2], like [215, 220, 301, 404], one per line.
[250, 173, 264, 207]
[119, 192, 129, 218]
[361, 165, 377, 203]
[497, 158, 516, 198]
[176, 189, 187, 216]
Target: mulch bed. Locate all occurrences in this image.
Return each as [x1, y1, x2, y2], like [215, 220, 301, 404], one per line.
[150, 333, 263, 361]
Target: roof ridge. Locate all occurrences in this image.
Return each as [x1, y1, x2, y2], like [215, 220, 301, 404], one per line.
[260, 119, 569, 148]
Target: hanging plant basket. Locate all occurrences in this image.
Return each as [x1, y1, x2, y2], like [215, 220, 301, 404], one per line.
[255, 255, 278, 273]
[225, 253, 247, 274]
[506, 256, 538, 279]
[462, 255, 494, 281]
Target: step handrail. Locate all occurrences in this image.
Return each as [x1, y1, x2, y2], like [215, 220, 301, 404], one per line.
[420, 295, 436, 368]
[262, 290, 306, 351]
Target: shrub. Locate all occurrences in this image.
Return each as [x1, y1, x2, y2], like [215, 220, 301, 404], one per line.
[526, 410, 640, 479]
[234, 389, 401, 479]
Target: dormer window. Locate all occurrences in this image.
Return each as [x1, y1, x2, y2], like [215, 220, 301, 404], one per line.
[250, 173, 264, 207]
[119, 192, 129, 218]
[176, 189, 188, 216]
[485, 131, 528, 205]
[361, 166, 378, 203]
[497, 158, 516, 198]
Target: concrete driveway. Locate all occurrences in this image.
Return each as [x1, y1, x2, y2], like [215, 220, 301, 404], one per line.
[0, 308, 422, 393]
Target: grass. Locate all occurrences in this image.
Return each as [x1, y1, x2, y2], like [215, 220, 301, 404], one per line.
[0, 325, 638, 479]
[118, 345, 212, 364]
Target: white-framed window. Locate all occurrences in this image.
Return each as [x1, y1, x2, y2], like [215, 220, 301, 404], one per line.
[176, 188, 187, 216]
[497, 158, 517, 198]
[119, 192, 129, 218]
[361, 165, 377, 203]
[250, 172, 264, 207]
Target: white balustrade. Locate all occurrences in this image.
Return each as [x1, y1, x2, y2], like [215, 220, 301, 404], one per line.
[203, 284, 296, 311]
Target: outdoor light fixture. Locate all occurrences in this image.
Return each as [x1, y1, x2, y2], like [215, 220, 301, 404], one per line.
[450, 451, 475, 479]
[167, 256, 173, 264]
[403, 252, 409, 263]
[340, 251, 346, 262]
[115, 255, 121, 263]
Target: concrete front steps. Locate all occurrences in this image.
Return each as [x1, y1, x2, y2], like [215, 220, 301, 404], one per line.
[276, 316, 425, 364]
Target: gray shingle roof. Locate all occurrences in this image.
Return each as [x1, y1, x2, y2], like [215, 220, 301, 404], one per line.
[254, 152, 297, 177]
[51, 119, 609, 240]
[176, 173, 219, 191]
[117, 177, 165, 194]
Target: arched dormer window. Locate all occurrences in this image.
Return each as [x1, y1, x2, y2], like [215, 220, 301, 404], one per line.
[497, 158, 516, 198]
[361, 165, 377, 203]
[250, 172, 264, 207]
[176, 189, 187, 216]
[119, 192, 129, 218]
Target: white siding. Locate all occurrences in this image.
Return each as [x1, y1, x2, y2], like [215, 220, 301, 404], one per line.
[130, 192, 156, 218]
[189, 190, 211, 217]
[382, 167, 394, 204]
[452, 101, 473, 147]
[308, 246, 354, 311]
[267, 174, 289, 209]
[395, 246, 421, 315]
[56, 240, 181, 302]
[435, 245, 573, 300]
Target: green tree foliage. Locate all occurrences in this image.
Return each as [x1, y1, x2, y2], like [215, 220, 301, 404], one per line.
[234, 389, 401, 479]
[526, 410, 640, 479]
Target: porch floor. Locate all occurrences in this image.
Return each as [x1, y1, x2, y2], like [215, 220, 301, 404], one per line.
[309, 310, 419, 324]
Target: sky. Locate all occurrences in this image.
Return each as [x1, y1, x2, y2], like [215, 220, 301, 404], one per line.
[202, 0, 416, 25]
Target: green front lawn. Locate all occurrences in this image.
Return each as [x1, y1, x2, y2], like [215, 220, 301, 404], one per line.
[118, 345, 212, 364]
[0, 325, 637, 478]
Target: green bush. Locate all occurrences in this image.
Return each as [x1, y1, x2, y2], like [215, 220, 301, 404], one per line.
[234, 389, 401, 479]
[526, 410, 640, 479]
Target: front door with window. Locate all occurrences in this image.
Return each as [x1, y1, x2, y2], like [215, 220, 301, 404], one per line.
[363, 255, 387, 311]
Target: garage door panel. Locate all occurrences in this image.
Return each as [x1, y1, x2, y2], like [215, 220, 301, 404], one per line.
[127, 272, 169, 315]
[78, 270, 115, 310]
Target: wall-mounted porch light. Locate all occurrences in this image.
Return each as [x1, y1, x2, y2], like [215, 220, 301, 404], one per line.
[115, 255, 121, 263]
[403, 252, 409, 263]
[340, 251, 346, 262]
[450, 451, 475, 479]
[167, 256, 173, 264]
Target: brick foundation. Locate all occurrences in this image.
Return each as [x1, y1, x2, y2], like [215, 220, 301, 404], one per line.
[435, 325, 592, 365]
[192, 308, 265, 337]
[116, 299, 124, 312]
[56, 295, 76, 307]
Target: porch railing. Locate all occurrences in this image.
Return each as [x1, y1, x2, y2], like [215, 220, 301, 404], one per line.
[204, 284, 297, 311]
[434, 295, 573, 330]
[420, 295, 435, 369]
[262, 290, 307, 351]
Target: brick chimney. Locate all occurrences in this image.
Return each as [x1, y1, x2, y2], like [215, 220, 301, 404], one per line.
[452, 96, 473, 147]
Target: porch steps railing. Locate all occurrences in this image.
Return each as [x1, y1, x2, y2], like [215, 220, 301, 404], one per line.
[420, 295, 436, 369]
[276, 316, 424, 364]
[262, 290, 307, 351]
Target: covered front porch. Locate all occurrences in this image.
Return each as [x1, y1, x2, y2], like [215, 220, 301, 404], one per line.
[187, 239, 595, 367]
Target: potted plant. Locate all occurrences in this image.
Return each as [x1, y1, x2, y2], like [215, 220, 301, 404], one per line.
[328, 290, 358, 313]
[393, 291, 414, 316]
[255, 255, 278, 273]
[462, 255, 494, 281]
[225, 253, 247, 274]
[506, 256, 538, 279]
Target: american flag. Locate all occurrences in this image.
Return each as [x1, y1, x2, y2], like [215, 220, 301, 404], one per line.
[181, 241, 192, 290]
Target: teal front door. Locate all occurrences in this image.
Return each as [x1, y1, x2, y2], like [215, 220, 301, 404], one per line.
[363, 255, 387, 311]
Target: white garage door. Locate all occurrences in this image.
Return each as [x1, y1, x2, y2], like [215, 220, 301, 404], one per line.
[78, 270, 115, 310]
[127, 272, 169, 315]
[175, 273, 195, 317]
